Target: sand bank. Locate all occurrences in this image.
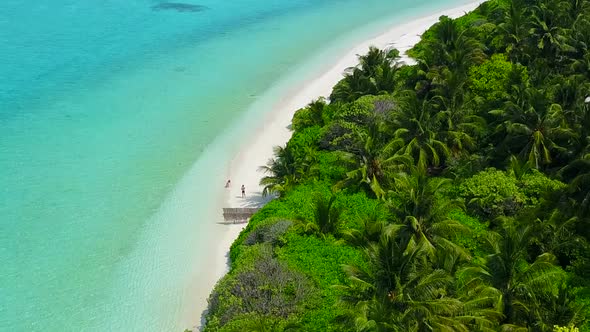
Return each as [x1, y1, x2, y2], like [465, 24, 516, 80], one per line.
[194, 0, 483, 329]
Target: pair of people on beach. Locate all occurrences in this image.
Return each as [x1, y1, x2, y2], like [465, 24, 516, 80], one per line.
[225, 179, 246, 198]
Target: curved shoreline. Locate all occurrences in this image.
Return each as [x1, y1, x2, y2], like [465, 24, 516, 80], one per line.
[192, 0, 483, 330]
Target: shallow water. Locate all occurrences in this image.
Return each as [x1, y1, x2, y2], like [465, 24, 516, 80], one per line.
[0, 0, 469, 330]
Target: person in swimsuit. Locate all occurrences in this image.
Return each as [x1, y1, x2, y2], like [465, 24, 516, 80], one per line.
[225, 179, 231, 188]
[241, 184, 246, 198]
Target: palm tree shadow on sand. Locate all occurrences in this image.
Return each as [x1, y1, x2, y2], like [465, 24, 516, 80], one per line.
[233, 191, 276, 208]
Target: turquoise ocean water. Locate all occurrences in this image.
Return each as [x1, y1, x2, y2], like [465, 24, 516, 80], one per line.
[0, 0, 470, 330]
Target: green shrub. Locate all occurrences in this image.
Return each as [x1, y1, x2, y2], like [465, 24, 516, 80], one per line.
[244, 219, 293, 246]
[337, 192, 389, 230]
[317, 151, 347, 181]
[332, 95, 395, 125]
[331, 97, 373, 125]
[230, 182, 333, 261]
[456, 168, 566, 219]
[520, 169, 567, 206]
[468, 54, 513, 101]
[206, 245, 318, 330]
[457, 168, 524, 218]
[277, 233, 365, 331]
[554, 325, 580, 332]
[449, 210, 488, 257]
[216, 313, 300, 332]
[287, 126, 321, 161]
[230, 200, 295, 262]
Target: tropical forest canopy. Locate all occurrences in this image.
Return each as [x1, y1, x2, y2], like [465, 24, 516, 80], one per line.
[202, 0, 590, 330]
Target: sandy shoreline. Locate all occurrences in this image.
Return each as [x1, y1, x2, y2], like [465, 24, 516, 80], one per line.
[192, 0, 483, 329]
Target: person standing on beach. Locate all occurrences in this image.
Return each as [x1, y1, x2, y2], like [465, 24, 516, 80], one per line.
[225, 179, 231, 188]
[241, 185, 246, 198]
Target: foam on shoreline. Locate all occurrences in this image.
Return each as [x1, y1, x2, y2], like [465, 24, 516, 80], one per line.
[193, 0, 483, 329]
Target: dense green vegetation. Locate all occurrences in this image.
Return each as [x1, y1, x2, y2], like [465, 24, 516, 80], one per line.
[202, 0, 590, 330]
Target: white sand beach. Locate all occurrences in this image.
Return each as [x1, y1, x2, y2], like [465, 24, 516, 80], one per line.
[194, 0, 483, 329]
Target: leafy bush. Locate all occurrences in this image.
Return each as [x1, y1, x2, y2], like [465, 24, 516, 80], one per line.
[206, 245, 317, 330]
[468, 54, 513, 102]
[277, 233, 365, 331]
[287, 125, 321, 164]
[230, 182, 333, 261]
[554, 325, 580, 332]
[317, 151, 347, 181]
[331, 96, 374, 125]
[230, 200, 295, 262]
[216, 313, 300, 332]
[244, 219, 293, 246]
[457, 168, 527, 218]
[319, 121, 355, 151]
[337, 192, 389, 230]
[449, 210, 488, 257]
[456, 168, 565, 219]
[520, 169, 566, 206]
[332, 95, 395, 125]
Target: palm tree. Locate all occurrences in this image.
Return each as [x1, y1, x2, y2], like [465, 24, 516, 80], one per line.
[392, 90, 451, 170]
[528, 0, 575, 63]
[374, 60, 399, 95]
[306, 98, 327, 128]
[338, 229, 498, 331]
[292, 98, 327, 131]
[575, 104, 590, 159]
[358, 47, 399, 76]
[429, 68, 486, 156]
[359, 47, 402, 94]
[534, 206, 583, 263]
[507, 154, 534, 180]
[463, 222, 565, 328]
[570, 10, 590, 61]
[490, 86, 575, 169]
[533, 283, 587, 330]
[570, 41, 590, 77]
[341, 205, 389, 248]
[421, 16, 486, 73]
[551, 77, 590, 145]
[496, 0, 532, 63]
[337, 230, 463, 331]
[259, 145, 317, 197]
[337, 120, 408, 199]
[560, 0, 590, 28]
[387, 167, 468, 259]
[330, 68, 374, 104]
[453, 272, 504, 331]
[330, 47, 402, 103]
[560, 158, 590, 220]
[299, 194, 344, 237]
[562, 93, 590, 158]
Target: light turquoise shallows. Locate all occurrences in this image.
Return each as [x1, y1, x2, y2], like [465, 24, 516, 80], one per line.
[0, 0, 469, 330]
